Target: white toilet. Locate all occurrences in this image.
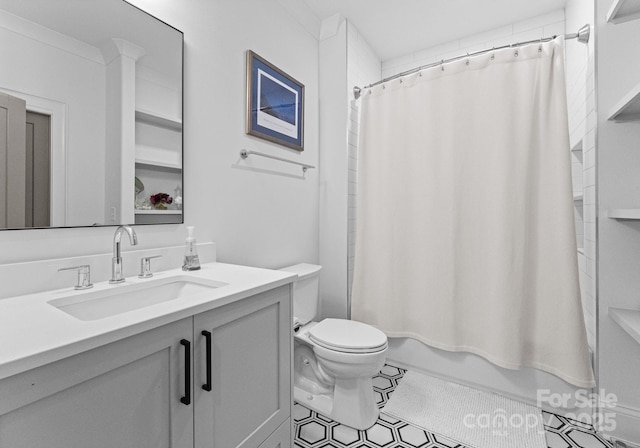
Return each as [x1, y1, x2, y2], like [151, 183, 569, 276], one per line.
[279, 263, 388, 430]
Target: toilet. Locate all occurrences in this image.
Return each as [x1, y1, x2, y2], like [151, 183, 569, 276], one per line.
[279, 263, 388, 430]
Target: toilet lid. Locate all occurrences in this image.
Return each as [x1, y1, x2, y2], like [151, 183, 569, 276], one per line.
[308, 319, 388, 354]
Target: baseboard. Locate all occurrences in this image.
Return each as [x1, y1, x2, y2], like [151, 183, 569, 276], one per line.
[610, 436, 640, 448]
[599, 404, 640, 446]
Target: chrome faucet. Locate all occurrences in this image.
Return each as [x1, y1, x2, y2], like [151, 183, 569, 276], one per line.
[110, 225, 138, 284]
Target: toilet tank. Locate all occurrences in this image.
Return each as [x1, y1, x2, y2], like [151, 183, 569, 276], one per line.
[279, 263, 322, 325]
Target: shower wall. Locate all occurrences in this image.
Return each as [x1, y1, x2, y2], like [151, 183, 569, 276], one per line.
[565, 0, 597, 358]
[345, 9, 596, 410]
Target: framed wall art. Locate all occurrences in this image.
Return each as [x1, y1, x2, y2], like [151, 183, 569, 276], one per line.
[246, 50, 304, 151]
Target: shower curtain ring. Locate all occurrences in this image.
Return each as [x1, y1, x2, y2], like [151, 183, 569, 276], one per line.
[441, 60, 445, 71]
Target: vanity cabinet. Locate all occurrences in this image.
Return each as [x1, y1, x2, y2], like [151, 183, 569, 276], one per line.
[0, 285, 292, 448]
[0, 317, 194, 448]
[193, 285, 292, 448]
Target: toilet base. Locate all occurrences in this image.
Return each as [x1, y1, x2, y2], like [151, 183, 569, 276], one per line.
[294, 386, 334, 419]
[293, 377, 380, 430]
[331, 376, 379, 430]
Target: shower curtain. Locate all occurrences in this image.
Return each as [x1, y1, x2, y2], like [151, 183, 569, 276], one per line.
[351, 37, 595, 388]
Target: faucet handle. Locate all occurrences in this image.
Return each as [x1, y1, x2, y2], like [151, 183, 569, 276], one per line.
[58, 265, 93, 290]
[139, 255, 162, 278]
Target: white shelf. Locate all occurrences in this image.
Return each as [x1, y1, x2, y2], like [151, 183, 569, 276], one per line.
[135, 158, 182, 170]
[135, 209, 182, 215]
[135, 109, 182, 131]
[573, 193, 584, 202]
[610, 307, 640, 345]
[608, 80, 640, 122]
[135, 144, 182, 170]
[607, 0, 640, 24]
[577, 248, 585, 255]
[608, 208, 640, 219]
[571, 140, 583, 152]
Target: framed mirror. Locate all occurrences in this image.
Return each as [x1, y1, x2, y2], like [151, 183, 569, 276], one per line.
[0, 0, 183, 229]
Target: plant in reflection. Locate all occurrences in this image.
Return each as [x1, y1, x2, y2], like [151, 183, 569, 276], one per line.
[150, 193, 173, 210]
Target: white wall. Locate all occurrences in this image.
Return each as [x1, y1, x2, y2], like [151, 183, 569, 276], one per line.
[318, 15, 349, 319]
[317, 17, 381, 320]
[0, 0, 320, 274]
[346, 24, 381, 313]
[595, 0, 640, 442]
[382, 10, 565, 78]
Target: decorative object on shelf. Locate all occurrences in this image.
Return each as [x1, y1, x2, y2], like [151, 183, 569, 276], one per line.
[135, 202, 153, 210]
[135, 177, 145, 197]
[134, 177, 149, 210]
[174, 185, 183, 210]
[150, 193, 173, 210]
[246, 50, 304, 151]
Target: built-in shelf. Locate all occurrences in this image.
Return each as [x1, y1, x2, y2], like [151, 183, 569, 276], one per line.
[573, 193, 584, 202]
[571, 140, 583, 152]
[608, 208, 640, 219]
[134, 209, 182, 215]
[135, 159, 182, 170]
[607, 0, 640, 24]
[577, 248, 585, 255]
[608, 80, 640, 122]
[610, 307, 640, 345]
[135, 109, 182, 131]
[135, 144, 182, 170]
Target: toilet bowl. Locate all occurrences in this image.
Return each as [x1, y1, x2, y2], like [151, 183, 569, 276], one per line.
[280, 264, 388, 430]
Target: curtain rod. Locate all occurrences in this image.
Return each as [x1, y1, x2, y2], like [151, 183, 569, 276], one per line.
[353, 23, 590, 99]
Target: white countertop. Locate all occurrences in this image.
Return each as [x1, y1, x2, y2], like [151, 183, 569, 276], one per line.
[0, 262, 296, 380]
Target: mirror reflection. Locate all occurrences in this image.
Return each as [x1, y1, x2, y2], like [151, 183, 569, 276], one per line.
[0, 0, 183, 229]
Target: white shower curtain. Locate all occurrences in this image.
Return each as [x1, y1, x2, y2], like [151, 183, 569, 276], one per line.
[351, 37, 595, 388]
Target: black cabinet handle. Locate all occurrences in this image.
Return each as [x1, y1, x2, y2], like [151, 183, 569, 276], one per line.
[201, 330, 212, 392]
[180, 339, 191, 405]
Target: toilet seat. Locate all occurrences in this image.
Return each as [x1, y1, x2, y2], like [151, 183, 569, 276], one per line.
[308, 318, 388, 354]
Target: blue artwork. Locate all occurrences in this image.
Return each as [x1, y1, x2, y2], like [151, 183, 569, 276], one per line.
[247, 51, 304, 151]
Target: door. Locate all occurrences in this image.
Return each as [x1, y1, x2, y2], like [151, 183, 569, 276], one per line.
[0, 318, 194, 448]
[0, 92, 26, 228]
[25, 111, 50, 227]
[194, 285, 293, 448]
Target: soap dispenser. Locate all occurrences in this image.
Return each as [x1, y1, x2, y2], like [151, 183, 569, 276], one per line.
[182, 226, 201, 271]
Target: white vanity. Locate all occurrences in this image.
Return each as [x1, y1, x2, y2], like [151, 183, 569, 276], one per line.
[0, 262, 295, 448]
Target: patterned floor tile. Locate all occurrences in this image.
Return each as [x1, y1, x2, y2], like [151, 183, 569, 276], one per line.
[293, 364, 614, 448]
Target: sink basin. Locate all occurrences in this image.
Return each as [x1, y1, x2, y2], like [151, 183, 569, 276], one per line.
[48, 275, 227, 321]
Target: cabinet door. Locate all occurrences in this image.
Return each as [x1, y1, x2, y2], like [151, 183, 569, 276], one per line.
[0, 318, 193, 448]
[258, 419, 292, 448]
[194, 285, 292, 448]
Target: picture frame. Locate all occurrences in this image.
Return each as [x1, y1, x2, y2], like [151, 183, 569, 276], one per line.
[246, 50, 304, 151]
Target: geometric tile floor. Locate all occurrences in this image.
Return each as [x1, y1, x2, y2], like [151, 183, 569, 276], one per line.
[294, 364, 613, 448]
